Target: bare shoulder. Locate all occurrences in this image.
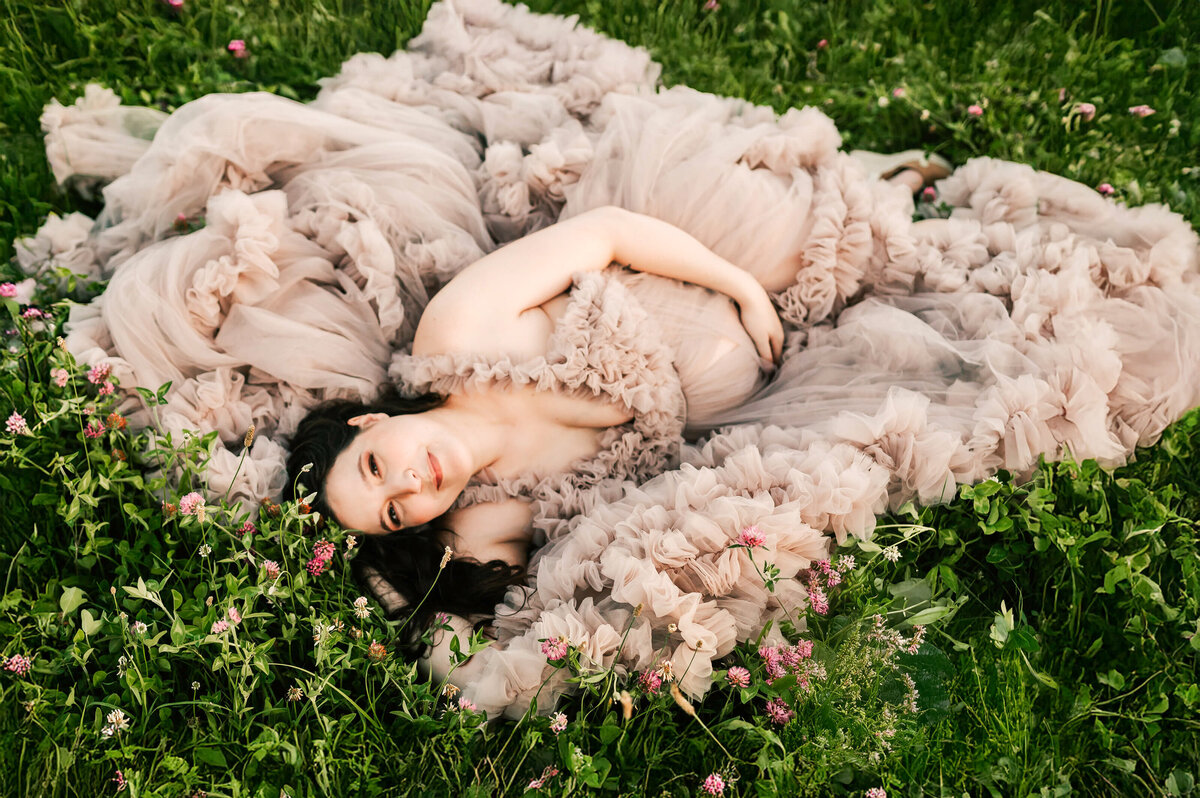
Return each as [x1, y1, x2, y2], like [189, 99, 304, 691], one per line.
[443, 498, 534, 569]
[412, 281, 558, 360]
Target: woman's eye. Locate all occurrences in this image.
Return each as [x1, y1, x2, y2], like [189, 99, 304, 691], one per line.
[388, 504, 400, 528]
[369, 453, 379, 477]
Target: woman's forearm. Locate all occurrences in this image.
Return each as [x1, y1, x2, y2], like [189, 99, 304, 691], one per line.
[600, 206, 761, 306]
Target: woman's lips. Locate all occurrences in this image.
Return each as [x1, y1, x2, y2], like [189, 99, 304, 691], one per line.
[429, 451, 442, 490]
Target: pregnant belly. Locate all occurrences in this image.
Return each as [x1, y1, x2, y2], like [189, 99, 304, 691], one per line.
[613, 271, 766, 432]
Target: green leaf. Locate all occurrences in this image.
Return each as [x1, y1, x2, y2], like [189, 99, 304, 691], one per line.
[0, 590, 24, 611]
[714, 718, 785, 753]
[59, 586, 86, 615]
[1165, 769, 1195, 796]
[171, 615, 186, 646]
[80, 609, 102, 635]
[906, 605, 954, 626]
[599, 724, 621, 745]
[194, 747, 227, 768]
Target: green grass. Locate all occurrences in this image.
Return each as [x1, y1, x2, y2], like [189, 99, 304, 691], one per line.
[2, 0, 1199, 795]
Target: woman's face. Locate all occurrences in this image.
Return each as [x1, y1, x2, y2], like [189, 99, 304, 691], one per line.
[323, 411, 469, 535]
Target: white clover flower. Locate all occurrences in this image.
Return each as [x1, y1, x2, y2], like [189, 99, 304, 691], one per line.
[132, 621, 147, 634]
[105, 708, 130, 731]
[198, 544, 212, 557]
[882, 545, 901, 563]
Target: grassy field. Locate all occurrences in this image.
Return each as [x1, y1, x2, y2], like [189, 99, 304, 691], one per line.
[2, 0, 1199, 795]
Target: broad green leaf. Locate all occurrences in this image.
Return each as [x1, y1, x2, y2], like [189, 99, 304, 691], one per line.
[59, 586, 86, 615]
[80, 609, 102, 635]
[194, 747, 227, 768]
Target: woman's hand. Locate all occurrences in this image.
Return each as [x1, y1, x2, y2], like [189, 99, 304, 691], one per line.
[734, 281, 784, 366]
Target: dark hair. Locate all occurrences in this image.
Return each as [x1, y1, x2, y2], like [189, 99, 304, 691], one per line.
[284, 384, 526, 658]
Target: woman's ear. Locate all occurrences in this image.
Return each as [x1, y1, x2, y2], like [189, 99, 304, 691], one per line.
[347, 412, 389, 428]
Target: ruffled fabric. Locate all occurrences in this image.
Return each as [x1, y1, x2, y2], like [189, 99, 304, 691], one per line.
[18, 0, 1200, 720]
[40, 84, 167, 199]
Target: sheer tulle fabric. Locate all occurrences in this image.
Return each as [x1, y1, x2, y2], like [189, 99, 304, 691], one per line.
[19, 0, 1200, 719]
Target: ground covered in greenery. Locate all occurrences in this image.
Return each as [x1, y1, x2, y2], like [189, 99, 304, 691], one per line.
[2, 0, 1198, 795]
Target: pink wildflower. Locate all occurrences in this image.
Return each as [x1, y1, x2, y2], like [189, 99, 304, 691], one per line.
[227, 39, 248, 58]
[794, 639, 814, 658]
[967, 104, 984, 117]
[1057, 87, 1067, 103]
[306, 556, 329, 576]
[5, 412, 28, 435]
[456, 696, 477, 712]
[527, 766, 560, 791]
[313, 539, 335, 561]
[540, 636, 569, 661]
[638, 669, 663, 694]
[240, 520, 255, 534]
[765, 697, 795, 725]
[759, 645, 786, 682]
[0, 283, 16, 298]
[97, 381, 114, 396]
[84, 419, 105, 439]
[725, 666, 751, 688]
[3, 654, 33, 676]
[736, 524, 766, 548]
[816, 39, 828, 49]
[808, 585, 829, 615]
[701, 773, 726, 796]
[892, 87, 906, 98]
[211, 620, 229, 634]
[21, 307, 43, 319]
[1097, 182, 1115, 196]
[434, 611, 452, 627]
[866, 789, 887, 798]
[921, 186, 937, 201]
[1077, 102, 1096, 121]
[1128, 104, 1156, 117]
[367, 640, 388, 662]
[113, 770, 127, 792]
[907, 625, 926, 654]
[178, 492, 204, 515]
[703, 0, 719, 9]
[261, 560, 280, 579]
[549, 711, 568, 733]
[227, 607, 241, 624]
[86, 362, 111, 384]
[51, 368, 69, 387]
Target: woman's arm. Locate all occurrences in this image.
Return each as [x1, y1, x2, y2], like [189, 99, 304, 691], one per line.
[420, 612, 489, 693]
[417, 206, 783, 362]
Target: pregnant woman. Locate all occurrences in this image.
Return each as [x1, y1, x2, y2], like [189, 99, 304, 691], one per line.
[282, 163, 947, 681]
[27, 0, 1199, 715]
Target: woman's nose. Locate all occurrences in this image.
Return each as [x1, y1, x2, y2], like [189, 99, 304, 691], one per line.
[388, 467, 422, 494]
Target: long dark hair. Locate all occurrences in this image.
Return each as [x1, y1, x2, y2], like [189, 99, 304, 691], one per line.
[284, 384, 526, 658]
